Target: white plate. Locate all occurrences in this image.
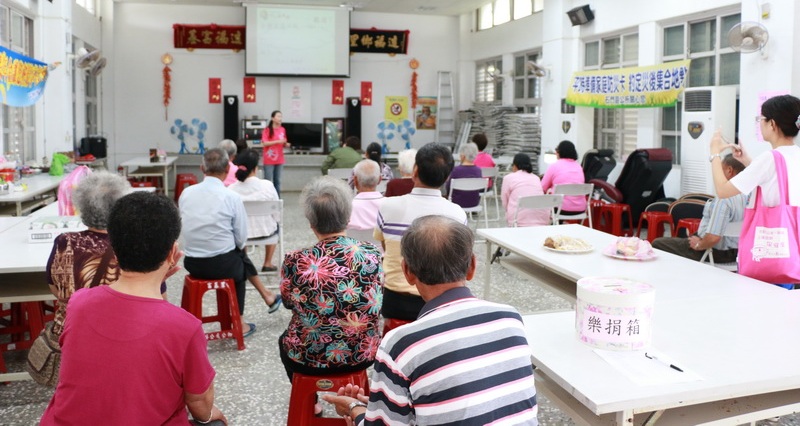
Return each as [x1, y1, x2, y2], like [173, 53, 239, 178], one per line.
[543, 245, 594, 254]
[602, 246, 657, 261]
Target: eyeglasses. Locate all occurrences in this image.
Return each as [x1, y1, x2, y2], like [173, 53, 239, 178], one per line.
[755, 116, 768, 123]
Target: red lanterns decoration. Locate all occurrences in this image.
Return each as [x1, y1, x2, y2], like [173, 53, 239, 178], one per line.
[161, 54, 173, 121]
[409, 58, 419, 108]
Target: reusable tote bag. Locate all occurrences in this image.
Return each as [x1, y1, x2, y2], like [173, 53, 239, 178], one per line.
[738, 150, 800, 284]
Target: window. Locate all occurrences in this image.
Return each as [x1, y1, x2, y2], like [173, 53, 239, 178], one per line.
[1, 7, 35, 163]
[512, 51, 542, 111]
[475, 58, 503, 103]
[659, 12, 740, 164]
[85, 74, 99, 136]
[585, 33, 639, 160]
[477, 0, 543, 31]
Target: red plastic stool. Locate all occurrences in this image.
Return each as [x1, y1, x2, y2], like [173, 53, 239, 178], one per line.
[175, 173, 199, 202]
[0, 302, 46, 354]
[180, 276, 245, 351]
[288, 370, 369, 426]
[598, 203, 633, 236]
[675, 218, 701, 238]
[637, 211, 673, 242]
[382, 318, 411, 336]
[589, 199, 604, 230]
[129, 180, 155, 188]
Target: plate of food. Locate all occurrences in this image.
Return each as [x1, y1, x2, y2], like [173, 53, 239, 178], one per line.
[602, 237, 657, 261]
[543, 235, 593, 253]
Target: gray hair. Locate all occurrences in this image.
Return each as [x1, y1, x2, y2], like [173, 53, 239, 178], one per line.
[459, 143, 479, 162]
[203, 148, 230, 175]
[397, 149, 417, 176]
[353, 159, 380, 189]
[300, 176, 353, 234]
[401, 215, 474, 285]
[73, 171, 131, 229]
[218, 139, 237, 159]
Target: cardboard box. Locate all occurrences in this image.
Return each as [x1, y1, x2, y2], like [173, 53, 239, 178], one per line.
[28, 216, 87, 243]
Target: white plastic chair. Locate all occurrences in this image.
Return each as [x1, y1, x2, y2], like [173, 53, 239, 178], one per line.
[243, 199, 283, 275]
[480, 167, 501, 222]
[376, 180, 388, 194]
[346, 228, 383, 252]
[449, 177, 490, 229]
[327, 168, 352, 181]
[552, 183, 594, 228]
[699, 220, 742, 271]
[514, 194, 564, 227]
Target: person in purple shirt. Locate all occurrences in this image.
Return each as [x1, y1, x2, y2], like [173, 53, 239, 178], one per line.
[446, 142, 483, 208]
[542, 140, 586, 215]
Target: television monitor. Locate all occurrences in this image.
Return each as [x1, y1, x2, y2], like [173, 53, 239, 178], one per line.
[245, 4, 350, 77]
[284, 122, 324, 153]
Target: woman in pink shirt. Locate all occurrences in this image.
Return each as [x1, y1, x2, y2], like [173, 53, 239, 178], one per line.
[502, 153, 550, 227]
[541, 140, 586, 215]
[261, 110, 290, 196]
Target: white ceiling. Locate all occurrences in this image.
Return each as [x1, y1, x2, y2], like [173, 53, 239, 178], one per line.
[113, 0, 487, 16]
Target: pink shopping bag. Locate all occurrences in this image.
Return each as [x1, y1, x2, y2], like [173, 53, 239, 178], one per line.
[57, 165, 92, 216]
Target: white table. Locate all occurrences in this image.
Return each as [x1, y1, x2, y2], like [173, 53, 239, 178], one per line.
[121, 156, 178, 197]
[0, 174, 62, 216]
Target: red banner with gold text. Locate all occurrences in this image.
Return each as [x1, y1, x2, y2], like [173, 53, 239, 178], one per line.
[174, 24, 245, 50]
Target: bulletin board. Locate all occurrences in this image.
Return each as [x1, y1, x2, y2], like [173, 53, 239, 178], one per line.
[280, 80, 312, 123]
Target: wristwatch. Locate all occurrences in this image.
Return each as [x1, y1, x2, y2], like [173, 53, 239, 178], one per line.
[348, 400, 368, 416]
[708, 153, 722, 162]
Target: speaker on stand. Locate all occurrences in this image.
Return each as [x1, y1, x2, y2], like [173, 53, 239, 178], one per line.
[223, 95, 239, 141]
[345, 97, 361, 143]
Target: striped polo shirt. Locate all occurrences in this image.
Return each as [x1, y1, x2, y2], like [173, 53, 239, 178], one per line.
[358, 287, 539, 425]
[374, 187, 468, 295]
[698, 194, 747, 250]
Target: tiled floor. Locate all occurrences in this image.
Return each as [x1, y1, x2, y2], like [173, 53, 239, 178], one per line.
[1, 191, 798, 425]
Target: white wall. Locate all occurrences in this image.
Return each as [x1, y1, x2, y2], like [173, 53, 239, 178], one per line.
[109, 4, 458, 167]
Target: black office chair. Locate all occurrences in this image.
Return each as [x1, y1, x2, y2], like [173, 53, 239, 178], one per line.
[581, 149, 616, 183]
[590, 148, 673, 225]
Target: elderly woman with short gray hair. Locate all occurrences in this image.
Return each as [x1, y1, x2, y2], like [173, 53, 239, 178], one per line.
[46, 171, 132, 338]
[278, 177, 383, 399]
[445, 142, 483, 208]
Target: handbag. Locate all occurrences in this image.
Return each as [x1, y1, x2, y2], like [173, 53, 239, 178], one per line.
[737, 150, 800, 284]
[25, 322, 61, 387]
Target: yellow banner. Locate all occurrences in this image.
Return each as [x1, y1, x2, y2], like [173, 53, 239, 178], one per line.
[566, 59, 691, 108]
[384, 95, 408, 123]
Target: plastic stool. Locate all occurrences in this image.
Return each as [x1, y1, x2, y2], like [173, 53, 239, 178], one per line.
[288, 370, 369, 426]
[382, 318, 411, 336]
[637, 211, 673, 242]
[0, 302, 45, 353]
[589, 199, 604, 230]
[675, 218, 702, 238]
[129, 180, 155, 188]
[180, 276, 245, 351]
[598, 203, 633, 236]
[175, 173, 199, 202]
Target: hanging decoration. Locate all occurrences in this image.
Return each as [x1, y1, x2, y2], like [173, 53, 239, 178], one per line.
[332, 80, 344, 105]
[173, 24, 245, 51]
[409, 58, 419, 109]
[361, 81, 372, 106]
[161, 53, 173, 121]
[243, 77, 256, 103]
[0, 45, 49, 107]
[209, 78, 221, 103]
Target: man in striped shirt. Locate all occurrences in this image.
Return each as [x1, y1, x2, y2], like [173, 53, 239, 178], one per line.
[325, 215, 539, 425]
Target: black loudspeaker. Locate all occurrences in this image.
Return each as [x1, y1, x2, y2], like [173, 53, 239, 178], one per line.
[79, 136, 107, 158]
[567, 5, 594, 26]
[223, 95, 239, 141]
[345, 97, 361, 142]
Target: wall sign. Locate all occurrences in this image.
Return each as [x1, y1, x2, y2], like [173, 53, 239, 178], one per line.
[174, 24, 245, 51]
[350, 29, 409, 55]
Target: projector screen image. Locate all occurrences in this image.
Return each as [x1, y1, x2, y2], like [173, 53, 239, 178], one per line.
[245, 5, 350, 77]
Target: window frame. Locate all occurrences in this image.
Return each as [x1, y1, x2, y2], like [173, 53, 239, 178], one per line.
[475, 58, 503, 103]
[512, 50, 542, 111]
[1, 6, 36, 163]
[476, 0, 543, 31]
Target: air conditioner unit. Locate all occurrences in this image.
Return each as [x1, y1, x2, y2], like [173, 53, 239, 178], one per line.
[680, 86, 737, 196]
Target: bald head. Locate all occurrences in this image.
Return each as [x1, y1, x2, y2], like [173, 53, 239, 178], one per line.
[401, 215, 474, 285]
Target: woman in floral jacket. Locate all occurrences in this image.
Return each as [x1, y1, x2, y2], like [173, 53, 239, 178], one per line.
[278, 177, 383, 388]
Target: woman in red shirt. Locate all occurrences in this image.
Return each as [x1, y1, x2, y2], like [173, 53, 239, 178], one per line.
[261, 110, 290, 196]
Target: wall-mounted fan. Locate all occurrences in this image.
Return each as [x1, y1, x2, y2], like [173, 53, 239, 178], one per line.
[526, 61, 550, 78]
[727, 21, 769, 53]
[75, 48, 102, 69]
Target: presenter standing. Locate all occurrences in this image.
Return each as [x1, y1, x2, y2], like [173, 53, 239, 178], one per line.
[262, 110, 290, 196]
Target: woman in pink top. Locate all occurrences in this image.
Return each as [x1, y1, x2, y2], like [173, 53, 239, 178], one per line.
[261, 110, 291, 196]
[502, 153, 550, 227]
[472, 133, 495, 189]
[541, 140, 586, 214]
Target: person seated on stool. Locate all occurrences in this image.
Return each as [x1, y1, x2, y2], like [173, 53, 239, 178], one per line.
[652, 154, 747, 262]
[375, 143, 467, 323]
[228, 148, 281, 273]
[542, 140, 586, 218]
[218, 139, 238, 187]
[179, 148, 281, 339]
[347, 159, 384, 231]
[323, 216, 539, 425]
[279, 177, 383, 415]
[384, 148, 417, 197]
[41, 192, 228, 425]
[445, 142, 483, 209]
